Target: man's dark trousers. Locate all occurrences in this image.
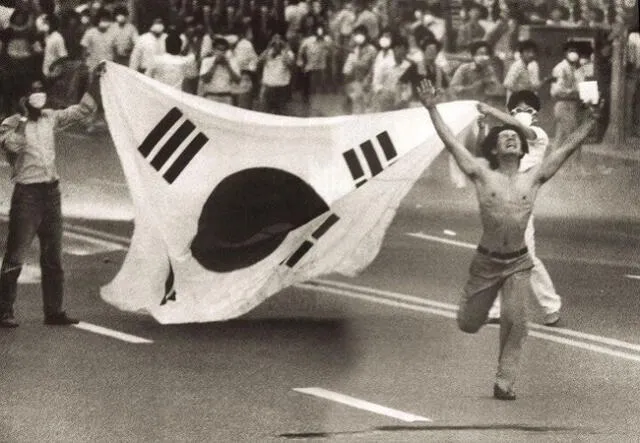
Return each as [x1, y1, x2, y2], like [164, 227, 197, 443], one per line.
[0, 181, 64, 317]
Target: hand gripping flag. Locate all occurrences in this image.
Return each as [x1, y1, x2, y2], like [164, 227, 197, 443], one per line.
[99, 61, 480, 324]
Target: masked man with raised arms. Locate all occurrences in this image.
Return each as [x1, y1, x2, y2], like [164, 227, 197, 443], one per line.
[0, 64, 104, 328]
[416, 79, 599, 400]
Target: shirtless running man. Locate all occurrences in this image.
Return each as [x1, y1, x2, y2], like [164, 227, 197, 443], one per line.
[416, 79, 599, 400]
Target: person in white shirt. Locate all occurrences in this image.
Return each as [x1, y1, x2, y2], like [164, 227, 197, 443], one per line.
[259, 33, 295, 115]
[369, 30, 396, 101]
[370, 35, 413, 111]
[146, 32, 192, 91]
[626, 29, 640, 136]
[129, 17, 166, 73]
[342, 25, 377, 114]
[198, 36, 240, 105]
[503, 40, 541, 103]
[110, 5, 138, 65]
[477, 90, 562, 327]
[38, 14, 68, 80]
[80, 10, 115, 73]
[228, 25, 258, 109]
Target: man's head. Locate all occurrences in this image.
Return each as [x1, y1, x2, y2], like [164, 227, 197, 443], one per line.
[165, 32, 182, 55]
[24, 80, 48, 119]
[392, 35, 408, 64]
[550, 6, 568, 22]
[352, 25, 368, 45]
[467, 2, 487, 22]
[96, 10, 112, 32]
[150, 18, 165, 36]
[517, 39, 538, 64]
[212, 36, 230, 56]
[563, 41, 580, 64]
[469, 40, 492, 66]
[113, 5, 129, 25]
[482, 124, 529, 169]
[507, 90, 540, 126]
[420, 37, 441, 62]
[378, 29, 392, 50]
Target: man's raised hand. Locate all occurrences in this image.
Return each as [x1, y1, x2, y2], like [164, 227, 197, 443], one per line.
[416, 79, 440, 109]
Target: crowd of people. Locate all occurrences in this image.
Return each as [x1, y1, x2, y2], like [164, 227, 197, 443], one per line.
[0, 0, 637, 121]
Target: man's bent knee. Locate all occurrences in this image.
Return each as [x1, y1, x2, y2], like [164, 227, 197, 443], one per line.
[457, 312, 483, 333]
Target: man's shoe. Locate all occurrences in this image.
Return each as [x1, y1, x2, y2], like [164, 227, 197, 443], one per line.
[543, 311, 561, 327]
[44, 312, 79, 326]
[493, 384, 516, 401]
[0, 315, 19, 328]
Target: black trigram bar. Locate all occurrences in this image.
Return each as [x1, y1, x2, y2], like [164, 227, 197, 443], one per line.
[312, 213, 340, 240]
[360, 140, 383, 176]
[285, 241, 313, 268]
[343, 149, 365, 182]
[163, 133, 208, 184]
[376, 131, 397, 161]
[139, 107, 183, 157]
[137, 107, 208, 184]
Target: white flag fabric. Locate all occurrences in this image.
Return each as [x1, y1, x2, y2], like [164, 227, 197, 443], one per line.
[0, 1, 15, 29]
[99, 61, 480, 324]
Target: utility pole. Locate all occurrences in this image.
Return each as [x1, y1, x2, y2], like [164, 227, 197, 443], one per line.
[603, 17, 628, 144]
[441, 0, 454, 53]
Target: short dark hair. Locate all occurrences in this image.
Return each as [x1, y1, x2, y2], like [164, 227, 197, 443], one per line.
[165, 32, 182, 54]
[517, 39, 538, 54]
[96, 9, 113, 22]
[419, 37, 442, 52]
[353, 24, 368, 37]
[507, 90, 541, 112]
[481, 124, 529, 170]
[212, 36, 230, 50]
[469, 39, 492, 56]
[113, 5, 130, 16]
[563, 40, 580, 53]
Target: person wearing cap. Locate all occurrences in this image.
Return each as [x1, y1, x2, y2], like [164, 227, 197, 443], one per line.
[146, 31, 193, 90]
[229, 25, 258, 109]
[550, 40, 586, 173]
[342, 25, 376, 114]
[129, 17, 167, 73]
[503, 40, 541, 102]
[476, 90, 562, 327]
[198, 36, 240, 105]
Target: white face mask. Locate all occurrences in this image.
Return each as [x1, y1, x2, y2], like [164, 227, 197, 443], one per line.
[512, 112, 533, 127]
[423, 14, 434, 24]
[115, 15, 126, 24]
[379, 37, 391, 48]
[98, 21, 110, 30]
[353, 34, 365, 45]
[474, 54, 490, 64]
[80, 16, 90, 25]
[150, 24, 164, 34]
[567, 51, 579, 62]
[316, 27, 324, 36]
[28, 92, 47, 109]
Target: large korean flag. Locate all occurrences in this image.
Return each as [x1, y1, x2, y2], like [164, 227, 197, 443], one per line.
[99, 61, 480, 324]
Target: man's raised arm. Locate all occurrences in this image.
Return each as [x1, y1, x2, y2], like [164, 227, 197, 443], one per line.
[534, 106, 599, 184]
[416, 79, 482, 179]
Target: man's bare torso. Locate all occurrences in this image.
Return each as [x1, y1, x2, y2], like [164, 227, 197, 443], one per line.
[474, 168, 540, 253]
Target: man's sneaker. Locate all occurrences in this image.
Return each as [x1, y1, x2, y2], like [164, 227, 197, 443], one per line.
[0, 314, 19, 328]
[493, 384, 516, 401]
[543, 311, 561, 327]
[44, 312, 79, 326]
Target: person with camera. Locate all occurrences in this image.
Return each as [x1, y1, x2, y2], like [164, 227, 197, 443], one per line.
[198, 36, 240, 105]
[259, 32, 295, 115]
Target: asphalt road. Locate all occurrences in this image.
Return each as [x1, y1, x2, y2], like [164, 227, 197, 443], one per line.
[0, 128, 639, 442]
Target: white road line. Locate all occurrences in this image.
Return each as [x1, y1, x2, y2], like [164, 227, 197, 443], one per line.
[625, 275, 640, 280]
[296, 283, 457, 319]
[309, 279, 640, 354]
[73, 322, 153, 344]
[293, 387, 431, 423]
[407, 232, 476, 249]
[407, 231, 640, 269]
[62, 223, 131, 245]
[298, 283, 640, 363]
[63, 231, 127, 253]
